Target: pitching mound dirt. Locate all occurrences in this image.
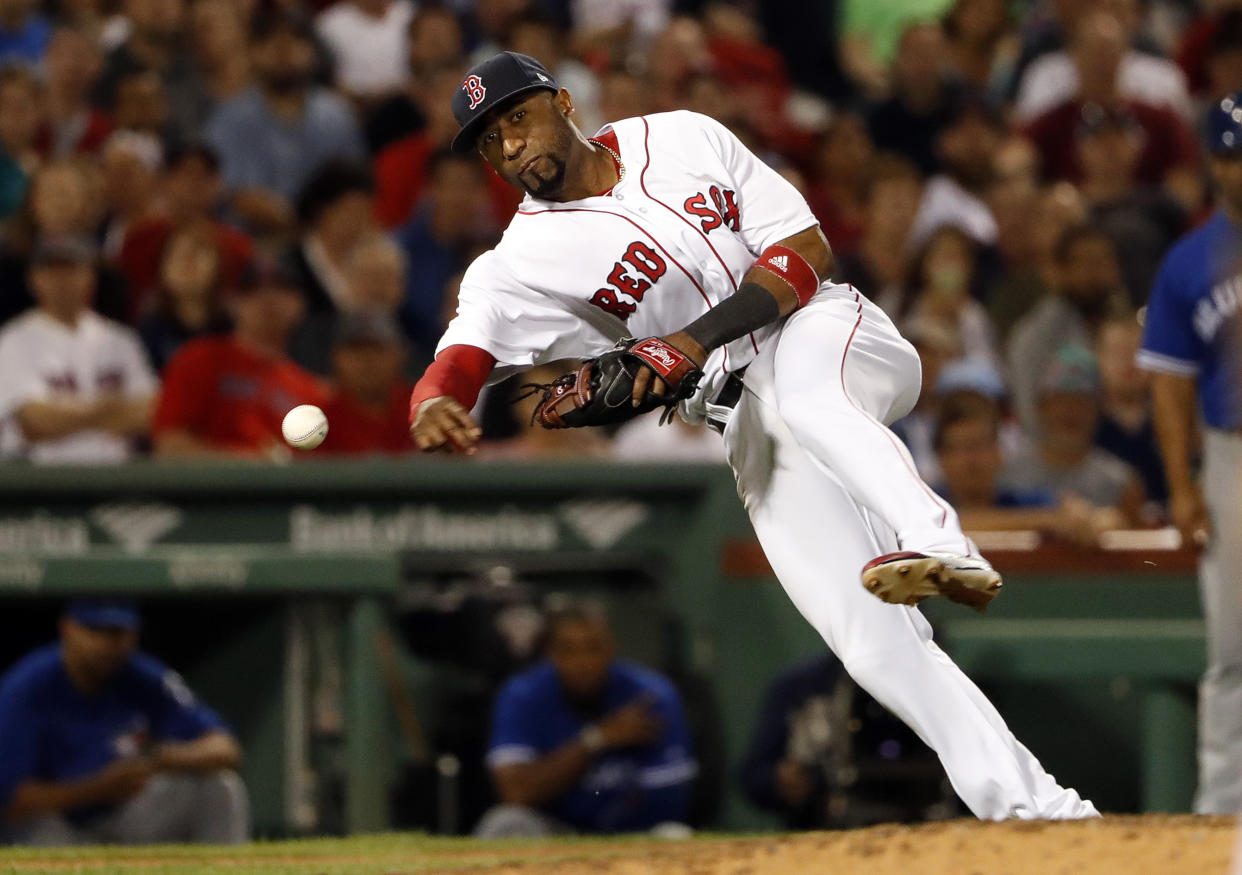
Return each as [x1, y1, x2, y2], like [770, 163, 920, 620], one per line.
[480, 814, 1237, 875]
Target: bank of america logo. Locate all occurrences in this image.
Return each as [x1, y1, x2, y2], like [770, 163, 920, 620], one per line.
[559, 500, 648, 550]
[90, 502, 183, 554]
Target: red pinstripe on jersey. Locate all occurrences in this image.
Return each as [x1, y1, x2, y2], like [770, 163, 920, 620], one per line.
[637, 117, 761, 357]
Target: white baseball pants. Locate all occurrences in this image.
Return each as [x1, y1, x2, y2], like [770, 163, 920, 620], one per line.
[719, 285, 1099, 819]
[1194, 428, 1242, 814]
[6, 771, 250, 845]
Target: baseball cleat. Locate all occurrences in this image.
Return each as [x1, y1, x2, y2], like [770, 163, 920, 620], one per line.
[861, 551, 1002, 612]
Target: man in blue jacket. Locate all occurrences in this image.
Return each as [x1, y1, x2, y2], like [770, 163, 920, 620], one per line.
[476, 600, 696, 837]
[0, 602, 249, 844]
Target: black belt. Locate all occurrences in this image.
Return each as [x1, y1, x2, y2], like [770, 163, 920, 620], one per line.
[706, 367, 746, 434]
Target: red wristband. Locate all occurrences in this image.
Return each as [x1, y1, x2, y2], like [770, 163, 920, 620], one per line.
[409, 344, 495, 425]
[753, 245, 820, 308]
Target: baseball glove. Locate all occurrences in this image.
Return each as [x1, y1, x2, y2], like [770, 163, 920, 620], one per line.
[523, 337, 703, 429]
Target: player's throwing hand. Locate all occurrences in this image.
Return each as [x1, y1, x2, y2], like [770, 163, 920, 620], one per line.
[411, 396, 482, 454]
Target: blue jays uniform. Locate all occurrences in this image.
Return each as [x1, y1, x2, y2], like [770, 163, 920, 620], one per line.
[0, 644, 226, 824]
[486, 660, 695, 833]
[1138, 210, 1242, 428]
[1137, 94, 1242, 814]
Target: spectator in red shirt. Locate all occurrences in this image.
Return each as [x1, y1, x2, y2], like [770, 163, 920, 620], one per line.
[372, 65, 519, 229]
[703, 4, 793, 149]
[806, 111, 873, 258]
[151, 256, 324, 459]
[118, 143, 254, 321]
[1022, 9, 1199, 188]
[318, 311, 413, 455]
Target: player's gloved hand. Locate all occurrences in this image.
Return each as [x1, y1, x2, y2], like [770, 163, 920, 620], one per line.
[410, 396, 482, 454]
[629, 331, 706, 407]
[1170, 483, 1212, 549]
[526, 336, 704, 429]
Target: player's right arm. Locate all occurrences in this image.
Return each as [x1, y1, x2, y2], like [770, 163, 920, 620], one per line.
[409, 248, 588, 452]
[408, 344, 495, 454]
[1152, 372, 1210, 546]
[5, 760, 156, 820]
[490, 694, 662, 807]
[1136, 246, 1209, 547]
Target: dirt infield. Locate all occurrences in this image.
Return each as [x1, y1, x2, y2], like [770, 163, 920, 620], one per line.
[477, 815, 1239, 875]
[0, 814, 1235, 874]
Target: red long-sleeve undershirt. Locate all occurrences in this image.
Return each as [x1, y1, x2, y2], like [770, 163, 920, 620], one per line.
[408, 344, 496, 425]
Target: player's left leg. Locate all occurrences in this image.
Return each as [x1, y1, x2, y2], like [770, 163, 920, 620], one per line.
[769, 284, 1000, 606]
[770, 285, 970, 555]
[1194, 429, 1242, 814]
[722, 356, 1097, 819]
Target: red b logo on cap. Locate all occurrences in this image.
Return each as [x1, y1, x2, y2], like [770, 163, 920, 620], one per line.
[463, 75, 486, 110]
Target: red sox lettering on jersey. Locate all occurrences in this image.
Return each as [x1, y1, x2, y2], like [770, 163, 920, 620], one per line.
[683, 186, 740, 234]
[590, 191, 741, 321]
[438, 110, 823, 417]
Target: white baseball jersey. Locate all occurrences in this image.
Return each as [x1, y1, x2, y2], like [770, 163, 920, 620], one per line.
[438, 110, 821, 419]
[0, 309, 157, 463]
[437, 111, 1102, 821]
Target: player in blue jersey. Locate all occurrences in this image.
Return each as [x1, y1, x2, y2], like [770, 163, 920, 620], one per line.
[0, 602, 249, 844]
[1138, 93, 1242, 814]
[476, 600, 696, 837]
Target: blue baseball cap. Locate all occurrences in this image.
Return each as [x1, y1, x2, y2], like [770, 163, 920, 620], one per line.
[65, 600, 141, 630]
[451, 52, 559, 155]
[1207, 94, 1242, 156]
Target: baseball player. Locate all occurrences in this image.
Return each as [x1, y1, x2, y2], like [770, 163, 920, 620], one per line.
[1138, 94, 1242, 815]
[410, 52, 1099, 820]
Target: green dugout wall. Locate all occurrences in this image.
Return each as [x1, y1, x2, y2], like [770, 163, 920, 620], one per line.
[0, 461, 1202, 832]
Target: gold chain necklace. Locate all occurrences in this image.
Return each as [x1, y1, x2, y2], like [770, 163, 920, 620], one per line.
[592, 140, 626, 185]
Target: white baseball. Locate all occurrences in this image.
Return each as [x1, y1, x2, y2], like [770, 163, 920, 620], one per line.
[282, 404, 328, 450]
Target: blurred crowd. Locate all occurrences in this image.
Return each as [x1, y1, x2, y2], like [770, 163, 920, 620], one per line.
[0, 0, 1233, 536]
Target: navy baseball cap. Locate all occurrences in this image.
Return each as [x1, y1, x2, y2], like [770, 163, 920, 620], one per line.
[65, 600, 141, 630]
[450, 52, 559, 154]
[1208, 94, 1242, 156]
